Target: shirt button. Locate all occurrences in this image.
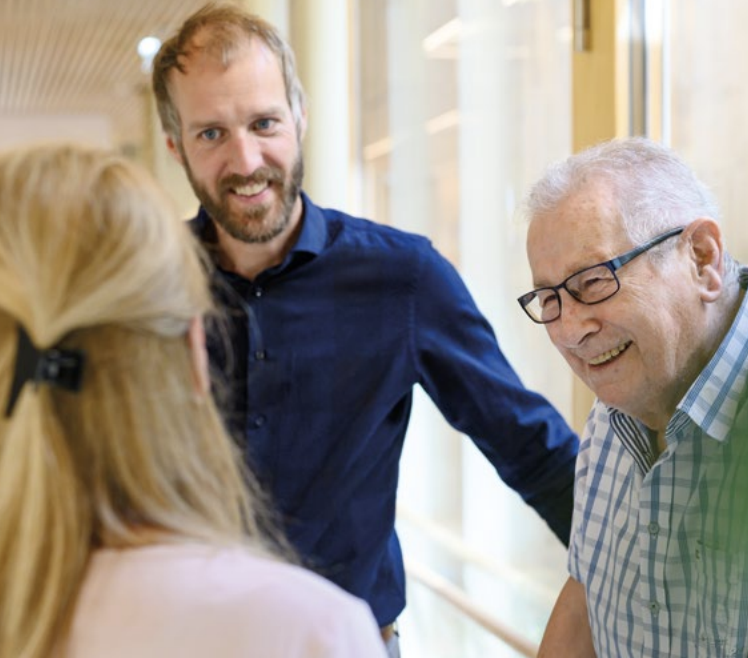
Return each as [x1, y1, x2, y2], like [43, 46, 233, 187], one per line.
[648, 522, 660, 536]
[253, 415, 266, 428]
[255, 350, 266, 361]
[253, 287, 263, 298]
[648, 601, 660, 615]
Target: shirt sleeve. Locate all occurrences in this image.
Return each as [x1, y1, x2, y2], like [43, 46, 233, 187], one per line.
[412, 244, 579, 544]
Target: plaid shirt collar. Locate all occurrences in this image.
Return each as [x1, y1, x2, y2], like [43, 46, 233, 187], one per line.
[678, 288, 748, 442]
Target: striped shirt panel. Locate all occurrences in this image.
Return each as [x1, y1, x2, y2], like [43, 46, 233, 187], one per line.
[569, 292, 748, 657]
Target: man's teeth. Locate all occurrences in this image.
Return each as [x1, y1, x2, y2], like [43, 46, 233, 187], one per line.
[234, 182, 267, 196]
[589, 341, 631, 366]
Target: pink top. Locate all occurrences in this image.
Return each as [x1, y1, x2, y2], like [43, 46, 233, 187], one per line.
[58, 543, 388, 658]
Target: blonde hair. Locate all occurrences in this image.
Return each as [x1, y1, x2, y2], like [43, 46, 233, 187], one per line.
[0, 144, 274, 658]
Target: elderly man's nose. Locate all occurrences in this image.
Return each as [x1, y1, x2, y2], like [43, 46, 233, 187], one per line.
[548, 291, 599, 347]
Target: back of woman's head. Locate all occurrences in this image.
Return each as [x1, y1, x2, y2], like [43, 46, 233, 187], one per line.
[0, 144, 266, 658]
[0, 143, 209, 342]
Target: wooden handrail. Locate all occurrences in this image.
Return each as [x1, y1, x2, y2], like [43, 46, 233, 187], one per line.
[396, 504, 560, 605]
[405, 558, 539, 658]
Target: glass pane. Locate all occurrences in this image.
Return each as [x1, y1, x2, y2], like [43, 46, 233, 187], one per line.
[358, 0, 574, 654]
[667, 0, 748, 263]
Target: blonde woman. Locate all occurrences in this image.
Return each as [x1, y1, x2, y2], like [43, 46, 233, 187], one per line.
[0, 144, 386, 658]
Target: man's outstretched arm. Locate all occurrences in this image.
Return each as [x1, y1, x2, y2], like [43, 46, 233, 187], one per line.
[538, 576, 595, 658]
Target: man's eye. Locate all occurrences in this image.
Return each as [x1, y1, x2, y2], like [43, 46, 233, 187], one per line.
[200, 128, 221, 141]
[581, 276, 606, 289]
[568, 267, 615, 297]
[580, 273, 614, 292]
[537, 292, 558, 309]
[254, 118, 276, 132]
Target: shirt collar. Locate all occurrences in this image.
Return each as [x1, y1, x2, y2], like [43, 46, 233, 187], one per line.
[292, 191, 327, 257]
[677, 288, 748, 442]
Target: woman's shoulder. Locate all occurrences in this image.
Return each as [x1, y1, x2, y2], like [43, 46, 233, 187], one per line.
[86, 543, 359, 611]
[67, 543, 386, 658]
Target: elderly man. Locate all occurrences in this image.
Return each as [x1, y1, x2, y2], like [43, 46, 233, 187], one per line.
[518, 137, 748, 657]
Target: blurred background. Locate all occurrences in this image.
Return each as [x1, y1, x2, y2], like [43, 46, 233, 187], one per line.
[2, 1, 746, 655]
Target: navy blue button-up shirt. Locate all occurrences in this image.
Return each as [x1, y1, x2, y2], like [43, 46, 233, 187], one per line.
[191, 192, 578, 626]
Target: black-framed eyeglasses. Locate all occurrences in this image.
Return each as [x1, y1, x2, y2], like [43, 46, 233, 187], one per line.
[518, 226, 684, 324]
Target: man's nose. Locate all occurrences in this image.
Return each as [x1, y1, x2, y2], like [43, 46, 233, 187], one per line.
[547, 290, 600, 348]
[227, 132, 263, 176]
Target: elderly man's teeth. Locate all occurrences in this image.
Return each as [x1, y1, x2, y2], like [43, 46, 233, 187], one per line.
[589, 341, 631, 366]
[234, 182, 267, 196]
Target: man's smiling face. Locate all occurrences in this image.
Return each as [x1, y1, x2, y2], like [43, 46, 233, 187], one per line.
[527, 179, 703, 429]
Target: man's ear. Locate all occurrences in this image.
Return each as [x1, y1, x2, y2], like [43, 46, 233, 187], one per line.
[166, 134, 184, 165]
[686, 218, 724, 303]
[187, 316, 210, 397]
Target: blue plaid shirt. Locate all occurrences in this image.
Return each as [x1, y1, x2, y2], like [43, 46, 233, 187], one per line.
[570, 290, 748, 657]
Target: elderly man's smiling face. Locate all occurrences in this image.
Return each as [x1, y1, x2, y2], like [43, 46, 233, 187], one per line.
[526, 179, 716, 432]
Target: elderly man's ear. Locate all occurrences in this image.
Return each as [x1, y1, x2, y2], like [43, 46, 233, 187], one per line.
[686, 218, 724, 303]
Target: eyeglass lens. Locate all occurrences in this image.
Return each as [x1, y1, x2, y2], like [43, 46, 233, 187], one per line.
[525, 264, 619, 323]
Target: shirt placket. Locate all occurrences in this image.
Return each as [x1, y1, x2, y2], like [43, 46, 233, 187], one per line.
[244, 284, 268, 434]
[639, 444, 674, 656]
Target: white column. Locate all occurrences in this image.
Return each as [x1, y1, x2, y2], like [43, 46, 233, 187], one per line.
[289, 0, 351, 210]
[240, 0, 289, 37]
[384, 0, 432, 235]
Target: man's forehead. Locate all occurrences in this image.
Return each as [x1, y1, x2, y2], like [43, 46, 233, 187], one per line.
[548, 180, 622, 235]
[564, 178, 617, 218]
[175, 30, 271, 74]
[528, 185, 627, 284]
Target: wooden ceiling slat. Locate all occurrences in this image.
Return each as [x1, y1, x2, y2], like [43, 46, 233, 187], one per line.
[0, 0, 208, 147]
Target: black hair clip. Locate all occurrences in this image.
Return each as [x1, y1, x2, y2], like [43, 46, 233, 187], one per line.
[4, 325, 86, 418]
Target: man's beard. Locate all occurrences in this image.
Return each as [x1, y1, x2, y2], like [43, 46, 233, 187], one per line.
[183, 150, 304, 244]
